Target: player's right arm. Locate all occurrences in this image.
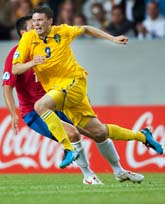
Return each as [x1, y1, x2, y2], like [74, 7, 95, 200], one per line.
[3, 85, 19, 135]
[2, 47, 19, 135]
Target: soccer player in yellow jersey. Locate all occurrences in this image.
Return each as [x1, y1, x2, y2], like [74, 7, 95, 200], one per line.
[12, 7, 163, 169]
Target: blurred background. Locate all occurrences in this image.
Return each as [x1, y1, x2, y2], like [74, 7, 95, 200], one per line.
[0, 0, 165, 106]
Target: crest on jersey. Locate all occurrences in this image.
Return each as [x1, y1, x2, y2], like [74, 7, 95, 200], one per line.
[13, 51, 20, 59]
[3, 72, 10, 80]
[54, 34, 61, 43]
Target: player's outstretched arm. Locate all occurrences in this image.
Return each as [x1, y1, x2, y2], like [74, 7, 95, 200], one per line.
[81, 25, 128, 45]
[12, 56, 45, 75]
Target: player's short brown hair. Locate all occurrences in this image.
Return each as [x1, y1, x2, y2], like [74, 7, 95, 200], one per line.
[32, 6, 54, 19]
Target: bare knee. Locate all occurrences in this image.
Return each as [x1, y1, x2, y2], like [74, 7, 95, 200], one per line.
[34, 100, 46, 115]
[82, 118, 108, 142]
[90, 125, 107, 143]
[34, 95, 56, 115]
[93, 126, 107, 142]
[62, 121, 81, 143]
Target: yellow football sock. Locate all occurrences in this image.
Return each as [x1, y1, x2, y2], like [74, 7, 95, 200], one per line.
[41, 110, 74, 150]
[107, 124, 146, 143]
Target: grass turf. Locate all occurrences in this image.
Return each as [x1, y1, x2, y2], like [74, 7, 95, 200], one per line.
[0, 173, 165, 204]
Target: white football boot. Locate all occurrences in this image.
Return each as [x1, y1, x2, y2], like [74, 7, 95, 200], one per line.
[83, 174, 103, 185]
[115, 171, 144, 183]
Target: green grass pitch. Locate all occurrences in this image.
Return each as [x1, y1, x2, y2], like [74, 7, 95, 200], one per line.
[0, 173, 165, 204]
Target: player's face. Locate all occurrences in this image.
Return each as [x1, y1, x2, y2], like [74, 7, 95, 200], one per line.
[32, 13, 53, 37]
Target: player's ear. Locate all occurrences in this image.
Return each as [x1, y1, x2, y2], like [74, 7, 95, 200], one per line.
[49, 18, 53, 25]
[20, 30, 26, 36]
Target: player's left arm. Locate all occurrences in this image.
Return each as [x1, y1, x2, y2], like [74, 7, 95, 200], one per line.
[81, 25, 128, 45]
[12, 32, 46, 75]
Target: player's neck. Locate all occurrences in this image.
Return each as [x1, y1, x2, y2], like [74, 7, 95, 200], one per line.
[39, 26, 52, 38]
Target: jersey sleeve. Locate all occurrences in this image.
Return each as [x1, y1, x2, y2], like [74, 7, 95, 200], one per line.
[2, 47, 17, 87]
[12, 32, 31, 65]
[63, 24, 84, 40]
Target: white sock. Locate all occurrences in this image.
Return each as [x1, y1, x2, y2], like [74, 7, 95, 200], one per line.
[71, 140, 94, 177]
[96, 139, 125, 175]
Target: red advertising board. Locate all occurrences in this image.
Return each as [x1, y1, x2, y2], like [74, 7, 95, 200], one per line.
[0, 106, 165, 173]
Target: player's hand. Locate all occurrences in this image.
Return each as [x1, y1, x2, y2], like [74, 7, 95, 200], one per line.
[113, 35, 128, 45]
[33, 55, 46, 65]
[11, 114, 19, 135]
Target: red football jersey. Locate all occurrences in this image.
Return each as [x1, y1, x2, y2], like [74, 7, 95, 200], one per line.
[2, 46, 45, 116]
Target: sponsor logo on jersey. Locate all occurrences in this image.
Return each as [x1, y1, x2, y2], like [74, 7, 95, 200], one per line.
[13, 51, 20, 59]
[3, 72, 10, 80]
[54, 34, 61, 43]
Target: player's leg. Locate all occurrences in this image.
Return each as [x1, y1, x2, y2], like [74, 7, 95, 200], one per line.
[107, 124, 163, 154]
[34, 92, 78, 168]
[78, 118, 144, 183]
[62, 77, 145, 182]
[64, 76, 163, 154]
[64, 101, 157, 182]
[24, 110, 72, 138]
[62, 121, 103, 184]
[53, 111, 102, 184]
[23, 110, 56, 140]
[24, 110, 102, 184]
[64, 109, 144, 182]
[63, 77, 146, 150]
[79, 115, 163, 155]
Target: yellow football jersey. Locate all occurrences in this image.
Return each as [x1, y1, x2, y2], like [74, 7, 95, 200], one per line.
[12, 24, 87, 91]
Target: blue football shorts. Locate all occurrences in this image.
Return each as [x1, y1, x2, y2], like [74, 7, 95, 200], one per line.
[23, 110, 72, 141]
